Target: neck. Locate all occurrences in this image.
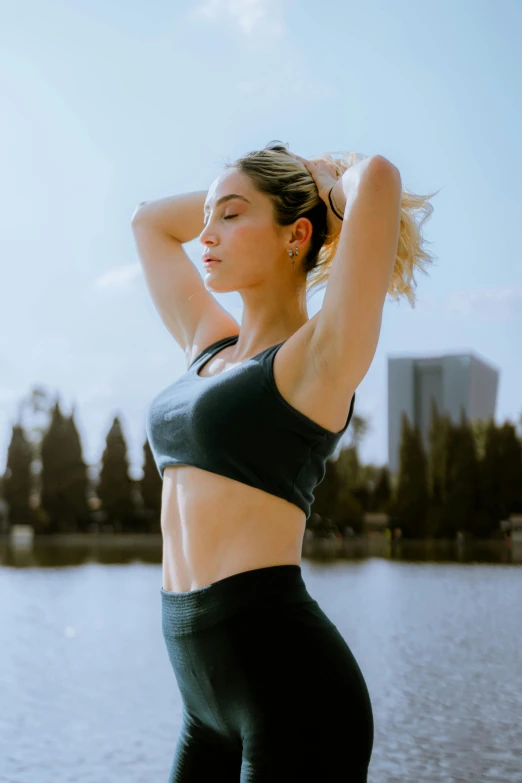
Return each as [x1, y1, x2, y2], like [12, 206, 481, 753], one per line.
[233, 285, 309, 358]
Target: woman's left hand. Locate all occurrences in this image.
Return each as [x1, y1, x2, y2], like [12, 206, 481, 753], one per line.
[294, 154, 344, 241]
[294, 155, 339, 203]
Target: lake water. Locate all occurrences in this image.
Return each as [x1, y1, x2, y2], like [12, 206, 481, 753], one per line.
[1, 541, 521, 782]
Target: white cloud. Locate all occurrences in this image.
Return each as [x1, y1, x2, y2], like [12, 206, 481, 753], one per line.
[190, 0, 286, 38]
[94, 263, 141, 290]
[445, 284, 522, 319]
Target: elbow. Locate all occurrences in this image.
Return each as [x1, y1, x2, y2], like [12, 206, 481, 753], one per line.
[365, 157, 402, 198]
[131, 201, 150, 224]
[369, 155, 401, 180]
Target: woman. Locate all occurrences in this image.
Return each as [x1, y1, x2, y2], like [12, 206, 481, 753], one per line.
[131, 141, 437, 782]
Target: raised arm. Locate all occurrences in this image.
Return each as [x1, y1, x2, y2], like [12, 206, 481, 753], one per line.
[131, 191, 239, 365]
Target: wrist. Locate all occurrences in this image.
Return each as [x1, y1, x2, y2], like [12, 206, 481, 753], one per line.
[329, 178, 346, 219]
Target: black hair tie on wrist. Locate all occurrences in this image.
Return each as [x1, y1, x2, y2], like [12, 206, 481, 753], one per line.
[328, 185, 344, 220]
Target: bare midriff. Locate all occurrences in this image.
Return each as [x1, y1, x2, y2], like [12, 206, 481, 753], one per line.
[158, 319, 354, 594]
[160, 464, 306, 593]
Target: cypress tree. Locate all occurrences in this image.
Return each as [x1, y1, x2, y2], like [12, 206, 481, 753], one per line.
[334, 446, 365, 534]
[3, 424, 33, 528]
[63, 404, 91, 532]
[372, 465, 392, 513]
[442, 409, 480, 538]
[497, 422, 522, 515]
[477, 420, 505, 538]
[97, 415, 135, 533]
[310, 455, 341, 525]
[40, 400, 86, 533]
[392, 412, 429, 537]
[140, 438, 162, 534]
[426, 401, 453, 538]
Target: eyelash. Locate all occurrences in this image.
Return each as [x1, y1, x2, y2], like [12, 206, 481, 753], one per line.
[203, 214, 237, 227]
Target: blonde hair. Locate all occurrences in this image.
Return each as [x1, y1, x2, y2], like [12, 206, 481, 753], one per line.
[223, 140, 439, 307]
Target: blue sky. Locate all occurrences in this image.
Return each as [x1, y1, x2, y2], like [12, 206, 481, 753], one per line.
[2, 0, 521, 477]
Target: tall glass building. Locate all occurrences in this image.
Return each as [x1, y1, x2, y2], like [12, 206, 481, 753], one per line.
[387, 353, 499, 474]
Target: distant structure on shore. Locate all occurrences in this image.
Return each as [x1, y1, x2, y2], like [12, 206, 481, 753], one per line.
[388, 351, 499, 474]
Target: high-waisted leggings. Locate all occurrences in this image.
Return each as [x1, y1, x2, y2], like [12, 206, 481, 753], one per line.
[160, 564, 374, 782]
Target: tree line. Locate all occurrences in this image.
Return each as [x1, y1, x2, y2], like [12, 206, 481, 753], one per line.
[1, 389, 521, 539]
[313, 399, 522, 540]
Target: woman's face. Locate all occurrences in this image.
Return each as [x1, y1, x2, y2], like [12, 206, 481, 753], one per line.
[199, 168, 289, 294]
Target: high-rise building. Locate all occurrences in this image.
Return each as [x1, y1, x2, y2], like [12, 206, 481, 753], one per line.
[388, 352, 499, 474]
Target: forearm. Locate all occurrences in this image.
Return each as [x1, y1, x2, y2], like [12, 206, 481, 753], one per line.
[321, 157, 379, 242]
[329, 177, 347, 219]
[131, 190, 207, 243]
[331, 155, 378, 219]
[338, 155, 379, 208]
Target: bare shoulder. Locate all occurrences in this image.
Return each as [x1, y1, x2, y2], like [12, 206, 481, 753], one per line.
[273, 314, 356, 434]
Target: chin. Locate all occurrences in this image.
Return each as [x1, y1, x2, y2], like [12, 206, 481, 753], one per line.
[204, 277, 236, 294]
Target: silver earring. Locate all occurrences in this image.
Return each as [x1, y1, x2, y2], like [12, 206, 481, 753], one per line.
[288, 246, 299, 266]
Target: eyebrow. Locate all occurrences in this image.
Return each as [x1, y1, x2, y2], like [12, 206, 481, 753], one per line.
[203, 194, 251, 215]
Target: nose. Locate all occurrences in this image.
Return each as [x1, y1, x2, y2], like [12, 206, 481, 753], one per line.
[199, 222, 216, 245]
[200, 237, 218, 252]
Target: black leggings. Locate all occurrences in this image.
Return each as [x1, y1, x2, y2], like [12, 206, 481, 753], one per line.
[161, 564, 374, 782]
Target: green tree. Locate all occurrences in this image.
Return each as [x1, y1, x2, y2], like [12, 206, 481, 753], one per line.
[333, 446, 365, 534]
[63, 405, 91, 532]
[97, 415, 136, 533]
[391, 412, 429, 537]
[309, 456, 340, 525]
[371, 465, 392, 513]
[425, 401, 454, 538]
[40, 401, 88, 533]
[3, 424, 33, 528]
[474, 420, 522, 538]
[476, 420, 505, 538]
[140, 438, 162, 534]
[497, 422, 522, 514]
[441, 409, 480, 538]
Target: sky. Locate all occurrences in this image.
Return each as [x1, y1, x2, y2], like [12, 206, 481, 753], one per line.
[2, 0, 522, 478]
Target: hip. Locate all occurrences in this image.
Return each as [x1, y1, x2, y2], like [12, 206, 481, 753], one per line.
[160, 564, 374, 758]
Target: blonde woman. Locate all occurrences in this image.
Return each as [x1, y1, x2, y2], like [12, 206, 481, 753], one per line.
[131, 141, 436, 782]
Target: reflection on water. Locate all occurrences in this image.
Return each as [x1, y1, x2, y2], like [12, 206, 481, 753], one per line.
[2, 533, 521, 569]
[1, 538, 521, 782]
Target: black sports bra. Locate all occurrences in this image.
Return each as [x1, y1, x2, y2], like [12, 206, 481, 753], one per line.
[146, 334, 355, 519]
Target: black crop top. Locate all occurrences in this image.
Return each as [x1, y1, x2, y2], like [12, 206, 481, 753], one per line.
[146, 334, 355, 520]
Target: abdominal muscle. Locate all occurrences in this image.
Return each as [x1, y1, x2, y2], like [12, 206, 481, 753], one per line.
[160, 464, 306, 593]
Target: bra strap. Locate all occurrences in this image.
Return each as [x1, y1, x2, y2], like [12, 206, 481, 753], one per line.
[189, 334, 239, 369]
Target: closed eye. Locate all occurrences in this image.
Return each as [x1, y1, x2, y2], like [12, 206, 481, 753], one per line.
[202, 214, 237, 228]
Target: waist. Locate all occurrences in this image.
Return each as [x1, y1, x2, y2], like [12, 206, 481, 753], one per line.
[161, 465, 306, 592]
[161, 563, 315, 635]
